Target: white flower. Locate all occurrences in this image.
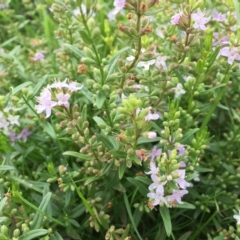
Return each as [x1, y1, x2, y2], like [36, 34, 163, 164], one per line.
[137, 59, 156, 71]
[155, 55, 167, 70]
[145, 162, 159, 175]
[234, 210, 240, 224]
[174, 83, 186, 98]
[147, 186, 167, 206]
[147, 131, 157, 139]
[7, 115, 20, 126]
[0, 113, 9, 131]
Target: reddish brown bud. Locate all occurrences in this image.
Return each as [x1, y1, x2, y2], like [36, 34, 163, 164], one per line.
[78, 63, 87, 73]
[140, 2, 148, 11]
[127, 13, 132, 19]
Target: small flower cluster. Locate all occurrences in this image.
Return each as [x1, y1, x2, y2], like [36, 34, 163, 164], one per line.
[146, 146, 190, 206]
[171, 9, 211, 31]
[0, 107, 31, 143]
[126, 48, 168, 71]
[35, 79, 82, 118]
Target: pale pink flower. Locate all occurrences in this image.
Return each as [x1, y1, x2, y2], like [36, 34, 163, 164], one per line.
[108, 0, 126, 21]
[50, 79, 68, 89]
[33, 52, 45, 61]
[147, 146, 161, 161]
[176, 144, 186, 156]
[147, 131, 157, 139]
[145, 108, 161, 121]
[191, 9, 210, 30]
[147, 186, 167, 206]
[171, 12, 183, 25]
[168, 189, 188, 204]
[145, 161, 159, 175]
[219, 47, 240, 64]
[36, 89, 57, 118]
[56, 93, 70, 108]
[9, 131, 18, 142]
[173, 169, 191, 189]
[67, 81, 82, 92]
[17, 128, 31, 142]
[212, 10, 226, 22]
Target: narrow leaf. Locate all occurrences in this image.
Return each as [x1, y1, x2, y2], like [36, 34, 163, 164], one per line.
[0, 166, 15, 171]
[19, 229, 48, 240]
[123, 193, 143, 240]
[96, 90, 106, 109]
[63, 151, 91, 161]
[31, 193, 52, 229]
[159, 205, 172, 237]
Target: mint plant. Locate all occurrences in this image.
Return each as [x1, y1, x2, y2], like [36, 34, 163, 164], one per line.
[1, 0, 240, 239]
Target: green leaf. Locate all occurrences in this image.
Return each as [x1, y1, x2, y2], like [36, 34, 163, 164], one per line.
[51, 232, 63, 240]
[233, 0, 240, 25]
[96, 90, 106, 109]
[137, 137, 161, 145]
[32, 75, 48, 96]
[97, 134, 114, 150]
[84, 176, 99, 185]
[100, 161, 114, 176]
[173, 69, 186, 85]
[12, 81, 32, 95]
[221, 163, 235, 174]
[118, 160, 126, 179]
[0, 165, 15, 171]
[120, 224, 130, 240]
[109, 150, 127, 158]
[19, 229, 48, 240]
[194, 166, 213, 173]
[181, 128, 199, 143]
[126, 177, 148, 196]
[80, 86, 94, 103]
[93, 116, 108, 127]
[107, 46, 130, 66]
[31, 193, 52, 230]
[178, 231, 192, 240]
[69, 174, 95, 217]
[195, 59, 204, 74]
[176, 202, 196, 209]
[207, 46, 220, 67]
[204, 31, 213, 51]
[0, 197, 8, 213]
[123, 193, 143, 240]
[98, 215, 109, 230]
[79, 29, 92, 44]
[81, 104, 88, 122]
[63, 151, 91, 161]
[159, 205, 172, 237]
[41, 122, 57, 139]
[63, 43, 85, 58]
[108, 137, 119, 150]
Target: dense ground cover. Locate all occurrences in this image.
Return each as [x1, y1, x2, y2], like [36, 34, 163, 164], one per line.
[1, 0, 240, 239]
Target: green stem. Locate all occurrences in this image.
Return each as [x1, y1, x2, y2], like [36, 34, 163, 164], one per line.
[120, 1, 142, 89]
